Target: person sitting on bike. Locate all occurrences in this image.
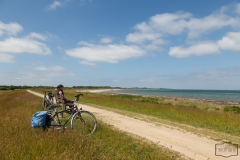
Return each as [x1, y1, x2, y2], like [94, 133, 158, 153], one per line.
[56, 84, 74, 107]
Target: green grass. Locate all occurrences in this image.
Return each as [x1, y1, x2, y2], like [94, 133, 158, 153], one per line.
[0, 90, 184, 160]
[53, 89, 240, 138]
[224, 106, 240, 114]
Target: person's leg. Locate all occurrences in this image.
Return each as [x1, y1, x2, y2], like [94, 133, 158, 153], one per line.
[63, 99, 74, 112]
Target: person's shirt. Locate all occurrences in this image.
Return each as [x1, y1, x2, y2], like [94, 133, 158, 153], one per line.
[57, 89, 65, 103]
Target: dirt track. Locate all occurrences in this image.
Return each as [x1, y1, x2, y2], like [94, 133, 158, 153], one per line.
[28, 90, 240, 160]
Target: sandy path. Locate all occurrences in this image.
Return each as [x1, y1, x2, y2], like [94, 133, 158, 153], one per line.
[28, 90, 239, 160]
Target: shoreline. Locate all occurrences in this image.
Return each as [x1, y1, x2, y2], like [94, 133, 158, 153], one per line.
[81, 89, 240, 106]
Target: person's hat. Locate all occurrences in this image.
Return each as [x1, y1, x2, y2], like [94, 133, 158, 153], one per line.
[57, 84, 64, 88]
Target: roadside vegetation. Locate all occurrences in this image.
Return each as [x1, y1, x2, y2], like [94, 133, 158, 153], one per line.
[57, 89, 240, 142]
[29, 88, 240, 144]
[0, 90, 184, 160]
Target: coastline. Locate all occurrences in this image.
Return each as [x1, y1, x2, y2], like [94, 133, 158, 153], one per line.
[77, 89, 121, 93]
[80, 88, 240, 106]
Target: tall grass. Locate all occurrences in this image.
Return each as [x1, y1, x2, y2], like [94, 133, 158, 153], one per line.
[0, 90, 183, 160]
[63, 91, 240, 137]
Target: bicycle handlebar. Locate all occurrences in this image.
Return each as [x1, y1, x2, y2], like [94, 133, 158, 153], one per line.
[75, 93, 83, 101]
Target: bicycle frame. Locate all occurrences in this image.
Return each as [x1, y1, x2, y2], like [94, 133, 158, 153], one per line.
[51, 108, 76, 128]
[33, 93, 97, 136]
[47, 94, 84, 128]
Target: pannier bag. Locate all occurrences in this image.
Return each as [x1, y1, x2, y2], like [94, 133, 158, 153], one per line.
[31, 111, 48, 128]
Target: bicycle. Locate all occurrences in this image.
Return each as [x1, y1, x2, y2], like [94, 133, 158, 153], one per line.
[40, 90, 55, 111]
[32, 93, 97, 136]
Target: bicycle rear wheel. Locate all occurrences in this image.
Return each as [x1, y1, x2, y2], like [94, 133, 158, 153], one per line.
[71, 111, 97, 136]
[41, 100, 51, 111]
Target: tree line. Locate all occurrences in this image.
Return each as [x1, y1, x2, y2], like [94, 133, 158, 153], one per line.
[0, 85, 54, 90]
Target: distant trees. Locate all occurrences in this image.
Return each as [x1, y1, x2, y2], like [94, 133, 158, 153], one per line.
[0, 85, 54, 90]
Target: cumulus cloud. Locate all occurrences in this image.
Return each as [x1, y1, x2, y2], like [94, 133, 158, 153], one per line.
[217, 32, 240, 52]
[127, 10, 240, 43]
[169, 31, 240, 58]
[0, 22, 52, 63]
[0, 37, 51, 55]
[169, 42, 220, 58]
[125, 4, 240, 58]
[62, 3, 240, 62]
[0, 21, 23, 36]
[65, 42, 145, 64]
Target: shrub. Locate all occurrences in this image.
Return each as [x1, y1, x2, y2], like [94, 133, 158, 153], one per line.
[224, 106, 240, 114]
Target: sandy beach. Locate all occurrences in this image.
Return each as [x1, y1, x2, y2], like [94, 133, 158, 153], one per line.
[77, 89, 121, 93]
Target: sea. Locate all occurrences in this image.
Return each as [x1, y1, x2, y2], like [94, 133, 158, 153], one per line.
[106, 88, 240, 103]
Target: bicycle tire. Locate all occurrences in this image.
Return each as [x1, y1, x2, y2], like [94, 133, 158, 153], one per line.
[41, 100, 46, 111]
[71, 111, 97, 136]
[41, 100, 50, 110]
[32, 115, 59, 137]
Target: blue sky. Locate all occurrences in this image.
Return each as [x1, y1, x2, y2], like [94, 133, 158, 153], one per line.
[0, 0, 240, 89]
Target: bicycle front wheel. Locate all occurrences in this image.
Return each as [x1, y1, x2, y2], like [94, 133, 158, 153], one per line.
[71, 111, 97, 136]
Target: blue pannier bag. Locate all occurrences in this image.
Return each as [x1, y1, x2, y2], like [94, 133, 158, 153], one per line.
[31, 111, 48, 128]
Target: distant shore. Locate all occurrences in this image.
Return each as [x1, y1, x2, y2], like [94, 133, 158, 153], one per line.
[79, 88, 240, 106]
[78, 89, 121, 93]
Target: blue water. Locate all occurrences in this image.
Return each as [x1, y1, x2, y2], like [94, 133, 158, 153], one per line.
[108, 89, 240, 102]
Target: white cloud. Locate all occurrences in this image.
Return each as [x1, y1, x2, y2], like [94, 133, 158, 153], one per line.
[217, 32, 240, 52]
[80, 60, 96, 66]
[169, 31, 240, 58]
[186, 13, 239, 39]
[47, 1, 62, 10]
[25, 32, 46, 41]
[0, 37, 51, 55]
[149, 12, 192, 35]
[169, 42, 219, 58]
[126, 4, 240, 55]
[126, 32, 163, 44]
[33, 66, 65, 72]
[128, 10, 240, 41]
[0, 22, 52, 63]
[100, 37, 114, 44]
[0, 54, 14, 63]
[0, 21, 23, 36]
[65, 42, 146, 63]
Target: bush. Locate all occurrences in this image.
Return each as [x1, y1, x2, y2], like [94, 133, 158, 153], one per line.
[224, 106, 240, 114]
[0, 87, 8, 90]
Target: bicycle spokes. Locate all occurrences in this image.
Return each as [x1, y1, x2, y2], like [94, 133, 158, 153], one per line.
[72, 111, 97, 136]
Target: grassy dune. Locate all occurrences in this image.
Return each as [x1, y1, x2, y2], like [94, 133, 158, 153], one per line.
[0, 90, 183, 160]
